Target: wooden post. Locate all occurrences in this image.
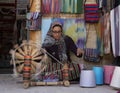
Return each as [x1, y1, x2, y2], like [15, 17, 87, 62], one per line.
[23, 55, 32, 88]
[29, 0, 42, 45]
[30, 0, 41, 12]
[63, 63, 70, 87]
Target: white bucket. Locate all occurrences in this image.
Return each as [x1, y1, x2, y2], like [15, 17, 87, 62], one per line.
[110, 66, 120, 89]
[80, 70, 96, 87]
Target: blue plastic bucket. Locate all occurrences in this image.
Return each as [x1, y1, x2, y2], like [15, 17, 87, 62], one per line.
[93, 66, 104, 85]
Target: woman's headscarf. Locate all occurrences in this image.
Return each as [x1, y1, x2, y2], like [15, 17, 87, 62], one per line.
[42, 21, 67, 62]
[47, 21, 63, 36]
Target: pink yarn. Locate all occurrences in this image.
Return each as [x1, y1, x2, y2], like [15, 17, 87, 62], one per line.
[117, 90, 120, 93]
[104, 65, 115, 84]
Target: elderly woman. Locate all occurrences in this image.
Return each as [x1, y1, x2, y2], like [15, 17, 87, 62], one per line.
[42, 21, 84, 81]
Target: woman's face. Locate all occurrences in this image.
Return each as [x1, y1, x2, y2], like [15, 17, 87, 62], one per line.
[52, 26, 62, 40]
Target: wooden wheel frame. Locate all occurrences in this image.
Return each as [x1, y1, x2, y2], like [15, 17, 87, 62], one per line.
[10, 40, 48, 81]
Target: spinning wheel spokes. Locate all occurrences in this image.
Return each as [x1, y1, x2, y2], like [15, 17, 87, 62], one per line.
[9, 40, 48, 79]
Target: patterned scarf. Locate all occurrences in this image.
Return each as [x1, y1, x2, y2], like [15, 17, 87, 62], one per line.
[43, 22, 67, 62]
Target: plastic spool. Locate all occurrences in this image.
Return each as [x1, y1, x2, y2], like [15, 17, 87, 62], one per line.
[103, 65, 115, 84]
[80, 70, 96, 87]
[93, 66, 104, 85]
[110, 66, 120, 89]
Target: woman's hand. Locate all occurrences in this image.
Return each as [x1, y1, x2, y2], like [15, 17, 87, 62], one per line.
[77, 48, 84, 56]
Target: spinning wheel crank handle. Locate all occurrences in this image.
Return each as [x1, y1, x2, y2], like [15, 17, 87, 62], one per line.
[23, 55, 32, 89]
[63, 81, 70, 87]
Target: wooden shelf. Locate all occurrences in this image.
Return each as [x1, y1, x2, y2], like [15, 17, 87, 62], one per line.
[0, 29, 14, 31]
[0, 19, 15, 22]
[0, 3, 16, 6]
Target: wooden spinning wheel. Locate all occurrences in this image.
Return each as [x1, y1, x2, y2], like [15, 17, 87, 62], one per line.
[9, 40, 48, 81]
[10, 40, 70, 88]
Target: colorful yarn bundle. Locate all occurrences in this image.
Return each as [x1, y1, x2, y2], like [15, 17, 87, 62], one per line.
[84, 3, 99, 23]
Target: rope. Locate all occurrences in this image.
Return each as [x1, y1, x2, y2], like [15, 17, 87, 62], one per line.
[45, 51, 64, 66]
